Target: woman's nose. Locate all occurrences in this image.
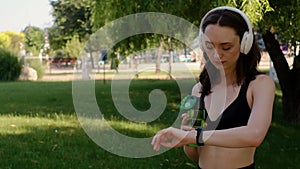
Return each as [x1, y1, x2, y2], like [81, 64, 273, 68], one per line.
[214, 48, 223, 59]
[213, 50, 221, 59]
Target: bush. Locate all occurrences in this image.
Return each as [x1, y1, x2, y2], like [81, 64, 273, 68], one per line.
[26, 59, 45, 79]
[0, 48, 22, 81]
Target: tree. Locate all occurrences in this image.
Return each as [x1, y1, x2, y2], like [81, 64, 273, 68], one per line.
[0, 33, 11, 49]
[0, 31, 25, 55]
[23, 26, 44, 56]
[261, 0, 300, 123]
[90, 0, 213, 73]
[64, 34, 84, 58]
[49, 0, 93, 50]
[262, 0, 299, 54]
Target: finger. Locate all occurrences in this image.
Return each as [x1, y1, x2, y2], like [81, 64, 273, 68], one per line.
[181, 125, 193, 131]
[181, 114, 194, 131]
[151, 134, 156, 145]
[152, 135, 161, 151]
[151, 129, 168, 151]
[181, 113, 190, 122]
[181, 113, 189, 118]
[154, 142, 160, 151]
[181, 113, 190, 128]
[160, 142, 174, 148]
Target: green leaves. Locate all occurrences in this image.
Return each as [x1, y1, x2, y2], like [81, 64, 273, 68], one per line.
[23, 26, 44, 56]
[49, 0, 93, 50]
[0, 48, 22, 81]
[64, 34, 84, 58]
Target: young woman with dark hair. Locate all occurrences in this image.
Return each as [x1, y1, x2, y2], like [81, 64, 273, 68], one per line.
[152, 6, 275, 169]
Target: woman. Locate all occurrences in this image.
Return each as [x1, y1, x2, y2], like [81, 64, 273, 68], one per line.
[151, 6, 275, 169]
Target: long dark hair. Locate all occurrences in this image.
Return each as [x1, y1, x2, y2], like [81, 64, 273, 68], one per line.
[199, 8, 262, 96]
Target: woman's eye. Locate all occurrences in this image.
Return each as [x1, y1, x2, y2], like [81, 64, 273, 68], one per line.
[223, 47, 231, 51]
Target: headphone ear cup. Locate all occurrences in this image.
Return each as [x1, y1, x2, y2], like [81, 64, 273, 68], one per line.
[240, 32, 247, 54]
[240, 31, 253, 54]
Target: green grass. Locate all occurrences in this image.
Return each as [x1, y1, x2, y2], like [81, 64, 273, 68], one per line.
[0, 79, 299, 169]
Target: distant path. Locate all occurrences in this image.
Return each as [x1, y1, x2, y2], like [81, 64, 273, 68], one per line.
[41, 53, 292, 82]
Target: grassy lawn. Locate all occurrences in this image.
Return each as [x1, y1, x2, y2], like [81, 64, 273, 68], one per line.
[0, 79, 299, 169]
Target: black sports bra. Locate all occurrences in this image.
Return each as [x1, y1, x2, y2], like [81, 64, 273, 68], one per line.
[204, 82, 251, 130]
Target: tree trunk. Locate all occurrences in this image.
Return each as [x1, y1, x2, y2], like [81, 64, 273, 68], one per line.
[168, 37, 173, 79]
[156, 39, 164, 73]
[90, 52, 95, 69]
[262, 30, 300, 123]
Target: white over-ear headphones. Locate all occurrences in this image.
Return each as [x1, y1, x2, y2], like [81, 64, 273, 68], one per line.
[199, 6, 253, 55]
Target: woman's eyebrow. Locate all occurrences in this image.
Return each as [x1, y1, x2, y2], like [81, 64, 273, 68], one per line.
[220, 42, 234, 46]
[205, 41, 233, 45]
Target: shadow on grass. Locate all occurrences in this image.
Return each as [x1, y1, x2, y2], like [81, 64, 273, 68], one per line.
[0, 124, 194, 169]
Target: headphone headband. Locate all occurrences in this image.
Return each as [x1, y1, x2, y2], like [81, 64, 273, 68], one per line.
[199, 6, 253, 54]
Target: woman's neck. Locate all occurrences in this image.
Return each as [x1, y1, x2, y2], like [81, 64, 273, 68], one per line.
[224, 69, 237, 86]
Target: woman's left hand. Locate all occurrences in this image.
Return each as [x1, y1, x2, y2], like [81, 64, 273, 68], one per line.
[151, 127, 196, 151]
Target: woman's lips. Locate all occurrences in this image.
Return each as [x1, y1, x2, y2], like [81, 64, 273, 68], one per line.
[213, 60, 225, 64]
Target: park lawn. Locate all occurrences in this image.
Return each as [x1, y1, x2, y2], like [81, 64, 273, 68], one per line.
[0, 80, 299, 169]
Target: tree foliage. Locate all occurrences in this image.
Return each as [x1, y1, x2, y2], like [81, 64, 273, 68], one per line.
[216, 0, 274, 26]
[49, 0, 273, 57]
[262, 0, 299, 53]
[87, 0, 213, 73]
[64, 34, 84, 58]
[0, 33, 11, 49]
[23, 26, 44, 56]
[49, 0, 93, 50]
[49, 0, 281, 55]
[0, 31, 25, 55]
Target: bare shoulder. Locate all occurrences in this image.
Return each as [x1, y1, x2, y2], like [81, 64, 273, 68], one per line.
[252, 74, 275, 85]
[250, 74, 275, 92]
